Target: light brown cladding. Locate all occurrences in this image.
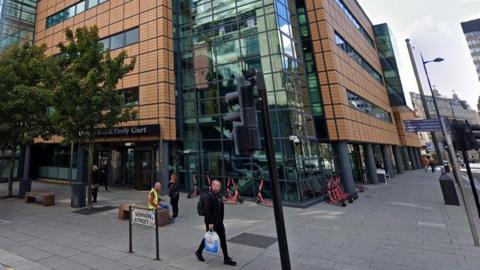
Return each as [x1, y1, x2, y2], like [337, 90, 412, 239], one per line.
[305, 0, 400, 145]
[392, 107, 422, 147]
[35, 0, 175, 142]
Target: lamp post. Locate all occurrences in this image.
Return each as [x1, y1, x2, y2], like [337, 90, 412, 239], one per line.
[406, 39, 443, 163]
[421, 54, 480, 246]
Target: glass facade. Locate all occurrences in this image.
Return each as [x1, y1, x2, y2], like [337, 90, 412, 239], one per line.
[373, 23, 407, 106]
[174, 0, 327, 204]
[0, 0, 37, 50]
[296, 0, 328, 139]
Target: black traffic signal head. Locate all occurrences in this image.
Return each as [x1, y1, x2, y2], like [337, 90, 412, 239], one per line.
[223, 70, 261, 156]
[451, 120, 479, 151]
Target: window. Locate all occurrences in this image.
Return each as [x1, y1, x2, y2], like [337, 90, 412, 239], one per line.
[100, 28, 140, 51]
[122, 88, 139, 106]
[334, 0, 375, 47]
[46, 0, 108, 28]
[125, 28, 139, 46]
[335, 33, 384, 85]
[347, 91, 392, 122]
[110, 34, 124, 50]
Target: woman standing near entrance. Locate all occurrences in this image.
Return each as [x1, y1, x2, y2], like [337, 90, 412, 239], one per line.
[168, 171, 180, 222]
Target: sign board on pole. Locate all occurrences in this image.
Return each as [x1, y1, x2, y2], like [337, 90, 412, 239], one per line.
[132, 208, 155, 227]
[404, 119, 443, 133]
[426, 142, 434, 152]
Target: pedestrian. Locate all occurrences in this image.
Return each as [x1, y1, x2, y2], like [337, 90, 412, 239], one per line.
[195, 180, 236, 266]
[421, 156, 429, 172]
[168, 171, 179, 222]
[429, 157, 436, 173]
[100, 160, 109, 192]
[148, 182, 170, 211]
[92, 165, 100, 203]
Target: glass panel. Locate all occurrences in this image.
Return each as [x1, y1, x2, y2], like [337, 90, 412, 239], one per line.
[110, 33, 124, 50]
[76, 1, 85, 14]
[125, 28, 139, 46]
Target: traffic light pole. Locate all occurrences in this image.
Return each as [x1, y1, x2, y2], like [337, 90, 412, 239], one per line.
[257, 72, 292, 270]
[461, 149, 480, 218]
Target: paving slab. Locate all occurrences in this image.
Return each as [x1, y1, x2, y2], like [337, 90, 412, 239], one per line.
[1, 170, 480, 269]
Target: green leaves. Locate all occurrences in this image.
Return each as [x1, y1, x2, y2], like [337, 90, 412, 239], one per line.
[50, 26, 136, 143]
[0, 41, 53, 147]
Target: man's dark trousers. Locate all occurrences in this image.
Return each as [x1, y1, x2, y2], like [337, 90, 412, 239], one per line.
[197, 222, 229, 260]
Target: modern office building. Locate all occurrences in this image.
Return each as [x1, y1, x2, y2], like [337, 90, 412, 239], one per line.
[26, 0, 422, 206]
[0, 0, 38, 50]
[32, 0, 175, 190]
[462, 18, 480, 80]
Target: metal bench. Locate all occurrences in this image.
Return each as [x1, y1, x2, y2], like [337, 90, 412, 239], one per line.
[25, 192, 55, 206]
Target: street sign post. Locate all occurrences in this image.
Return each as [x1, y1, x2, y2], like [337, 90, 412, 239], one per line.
[128, 206, 160, 260]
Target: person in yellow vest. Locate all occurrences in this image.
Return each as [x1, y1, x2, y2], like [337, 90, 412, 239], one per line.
[148, 182, 170, 211]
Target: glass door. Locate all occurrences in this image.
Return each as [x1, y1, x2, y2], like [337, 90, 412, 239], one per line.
[134, 149, 154, 190]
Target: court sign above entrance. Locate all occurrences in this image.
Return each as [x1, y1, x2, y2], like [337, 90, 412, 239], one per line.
[96, 125, 161, 137]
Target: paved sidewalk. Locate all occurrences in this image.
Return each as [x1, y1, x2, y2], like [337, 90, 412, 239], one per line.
[1, 170, 480, 270]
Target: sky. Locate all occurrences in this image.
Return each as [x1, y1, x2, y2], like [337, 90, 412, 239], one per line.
[358, 0, 480, 109]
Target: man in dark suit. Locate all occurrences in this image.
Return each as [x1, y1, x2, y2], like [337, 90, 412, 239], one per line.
[195, 180, 236, 266]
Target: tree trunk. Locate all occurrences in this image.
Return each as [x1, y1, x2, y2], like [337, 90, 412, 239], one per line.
[7, 144, 16, 197]
[87, 142, 94, 209]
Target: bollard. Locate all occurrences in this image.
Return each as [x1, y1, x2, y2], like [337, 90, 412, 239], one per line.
[439, 172, 460, 206]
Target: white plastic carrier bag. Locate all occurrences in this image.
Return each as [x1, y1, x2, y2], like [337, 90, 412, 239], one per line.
[204, 230, 220, 255]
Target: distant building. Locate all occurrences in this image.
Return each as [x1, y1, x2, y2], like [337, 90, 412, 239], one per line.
[461, 18, 480, 81]
[0, 0, 37, 51]
[410, 91, 480, 125]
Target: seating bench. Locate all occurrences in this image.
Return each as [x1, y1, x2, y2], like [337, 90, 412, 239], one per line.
[25, 192, 55, 206]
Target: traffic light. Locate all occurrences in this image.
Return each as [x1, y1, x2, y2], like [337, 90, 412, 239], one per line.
[470, 122, 480, 150]
[451, 120, 479, 151]
[224, 70, 261, 155]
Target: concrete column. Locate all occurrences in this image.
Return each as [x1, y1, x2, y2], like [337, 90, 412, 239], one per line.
[334, 142, 356, 194]
[414, 148, 421, 169]
[364, 144, 379, 184]
[402, 147, 411, 170]
[393, 146, 404, 174]
[415, 148, 422, 169]
[408, 147, 417, 170]
[19, 145, 32, 198]
[381, 145, 394, 178]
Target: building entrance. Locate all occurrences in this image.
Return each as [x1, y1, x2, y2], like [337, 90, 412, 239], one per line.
[97, 144, 157, 190]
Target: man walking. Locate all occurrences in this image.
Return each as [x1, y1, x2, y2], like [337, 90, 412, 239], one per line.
[195, 180, 236, 266]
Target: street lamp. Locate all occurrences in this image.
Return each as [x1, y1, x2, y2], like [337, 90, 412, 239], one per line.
[421, 54, 446, 160]
[406, 39, 443, 164]
[421, 54, 480, 246]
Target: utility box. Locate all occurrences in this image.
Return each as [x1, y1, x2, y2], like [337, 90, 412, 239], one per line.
[439, 173, 460, 206]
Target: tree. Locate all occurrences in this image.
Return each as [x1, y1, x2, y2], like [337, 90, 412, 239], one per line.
[46, 26, 136, 208]
[0, 42, 53, 197]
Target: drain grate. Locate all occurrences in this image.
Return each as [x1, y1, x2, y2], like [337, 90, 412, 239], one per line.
[73, 206, 116, 215]
[229, 233, 277, 249]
